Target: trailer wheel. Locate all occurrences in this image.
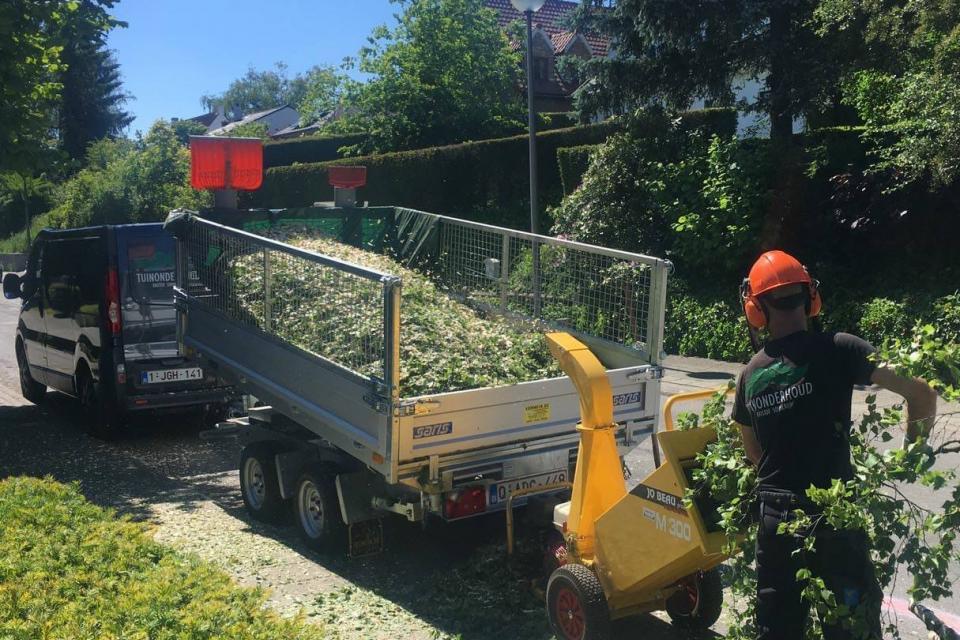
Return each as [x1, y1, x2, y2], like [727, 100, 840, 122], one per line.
[665, 568, 723, 630]
[546, 563, 610, 640]
[293, 469, 346, 552]
[239, 444, 287, 524]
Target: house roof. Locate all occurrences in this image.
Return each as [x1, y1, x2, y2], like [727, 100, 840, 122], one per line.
[210, 105, 295, 135]
[483, 0, 610, 57]
[187, 111, 220, 127]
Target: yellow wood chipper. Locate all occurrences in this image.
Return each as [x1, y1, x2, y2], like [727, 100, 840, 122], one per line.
[542, 332, 731, 640]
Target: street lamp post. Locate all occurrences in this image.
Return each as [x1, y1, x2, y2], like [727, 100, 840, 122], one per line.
[511, 0, 545, 316]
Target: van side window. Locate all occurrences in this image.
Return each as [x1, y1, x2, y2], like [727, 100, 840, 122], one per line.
[43, 238, 100, 315]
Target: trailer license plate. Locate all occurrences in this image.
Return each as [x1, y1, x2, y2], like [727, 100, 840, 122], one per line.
[141, 367, 203, 384]
[489, 470, 567, 505]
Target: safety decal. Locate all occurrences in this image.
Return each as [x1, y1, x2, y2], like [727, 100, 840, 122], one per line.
[412, 422, 453, 439]
[523, 403, 551, 424]
[632, 483, 687, 514]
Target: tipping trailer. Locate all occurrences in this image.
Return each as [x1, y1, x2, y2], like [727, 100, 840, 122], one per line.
[167, 206, 671, 554]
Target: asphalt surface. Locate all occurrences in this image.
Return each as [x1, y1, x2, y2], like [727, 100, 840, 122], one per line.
[1, 294, 958, 638]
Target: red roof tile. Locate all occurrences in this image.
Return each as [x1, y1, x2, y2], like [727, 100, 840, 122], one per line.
[483, 0, 610, 57]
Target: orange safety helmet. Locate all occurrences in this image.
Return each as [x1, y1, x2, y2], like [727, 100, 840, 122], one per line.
[740, 250, 822, 329]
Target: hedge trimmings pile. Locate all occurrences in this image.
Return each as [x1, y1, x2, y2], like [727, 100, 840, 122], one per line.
[243, 227, 561, 397]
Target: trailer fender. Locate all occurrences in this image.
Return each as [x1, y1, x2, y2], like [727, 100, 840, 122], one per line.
[336, 470, 391, 525]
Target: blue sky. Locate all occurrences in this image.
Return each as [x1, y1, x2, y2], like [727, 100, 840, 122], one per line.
[108, 0, 398, 136]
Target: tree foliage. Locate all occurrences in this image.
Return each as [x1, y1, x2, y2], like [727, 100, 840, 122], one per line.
[56, 0, 132, 159]
[330, 0, 525, 153]
[686, 322, 960, 639]
[574, 0, 863, 145]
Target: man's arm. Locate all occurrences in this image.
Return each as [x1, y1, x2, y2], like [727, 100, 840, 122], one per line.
[870, 366, 938, 443]
[738, 421, 762, 465]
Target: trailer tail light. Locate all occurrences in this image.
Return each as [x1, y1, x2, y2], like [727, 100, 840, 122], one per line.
[105, 268, 122, 336]
[444, 486, 487, 519]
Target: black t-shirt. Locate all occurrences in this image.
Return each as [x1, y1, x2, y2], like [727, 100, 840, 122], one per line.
[732, 331, 877, 494]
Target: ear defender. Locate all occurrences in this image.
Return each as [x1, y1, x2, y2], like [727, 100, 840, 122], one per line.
[807, 278, 822, 318]
[741, 278, 768, 329]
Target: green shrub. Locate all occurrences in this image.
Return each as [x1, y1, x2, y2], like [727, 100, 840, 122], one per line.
[670, 107, 738, 138]
[0, 476, 324, 640]
[539, 112, 577, 131]
[263, 132, 370, 168]
[556, 144, 598, 196]
[665, 294, 752, 362]
[243, 121, 622, 229]
[929, 293, 960, 344]
[0, 211, 56, 253]
[856, 297, 911, 346]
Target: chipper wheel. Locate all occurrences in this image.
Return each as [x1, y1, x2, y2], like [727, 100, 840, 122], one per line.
[239, 443, 288, 524]
[665, 568, 723, 630]
[546, 563, 611, 640]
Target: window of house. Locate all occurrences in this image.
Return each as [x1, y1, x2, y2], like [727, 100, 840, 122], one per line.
[533, 57, 550, 81]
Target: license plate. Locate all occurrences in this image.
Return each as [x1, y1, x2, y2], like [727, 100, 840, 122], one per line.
[488, 470, 568, 505]
[140, 367, 203, 384]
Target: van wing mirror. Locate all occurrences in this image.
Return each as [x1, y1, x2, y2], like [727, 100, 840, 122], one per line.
[2, 272, 22, 300]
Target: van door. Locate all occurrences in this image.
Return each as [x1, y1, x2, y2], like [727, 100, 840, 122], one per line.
[19, 241, 47, 384]
[41, 235, 103, 393]
[117, 227, 179, 362]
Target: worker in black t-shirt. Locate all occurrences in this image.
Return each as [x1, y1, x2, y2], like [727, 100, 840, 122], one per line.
[732, 250, 938, 640]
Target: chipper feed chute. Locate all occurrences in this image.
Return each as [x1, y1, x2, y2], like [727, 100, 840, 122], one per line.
[544, 332, 729, 639]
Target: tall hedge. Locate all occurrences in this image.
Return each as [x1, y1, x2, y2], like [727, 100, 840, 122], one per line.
[243, 122, 622, 229]
[262, 132, 369, 168]
[557, 145, 598, 196]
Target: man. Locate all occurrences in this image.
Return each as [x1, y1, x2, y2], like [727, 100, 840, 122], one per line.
[732, 250, 938, 640]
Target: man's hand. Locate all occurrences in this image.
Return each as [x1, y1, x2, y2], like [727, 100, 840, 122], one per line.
[870, 366, 938, 444]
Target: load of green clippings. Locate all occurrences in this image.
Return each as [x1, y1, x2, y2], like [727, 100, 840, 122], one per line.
[245, 226, 562, 397]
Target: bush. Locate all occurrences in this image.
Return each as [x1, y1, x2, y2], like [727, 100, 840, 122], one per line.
[665, 294, 752, 362]
[671, 107, 738, 138]
[263, 132, 370, 168]
[243, 121, 622, 229]
[0, 211, 55, 253]
[929, 293, 960, 344]
[539, 112, 577, 131]
[0, 476, 324, 640]
[856, 297, 911, 346]
[556, 144, 598, 196]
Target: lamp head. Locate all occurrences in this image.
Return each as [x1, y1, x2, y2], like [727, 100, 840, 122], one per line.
[510, 0, 546, 12]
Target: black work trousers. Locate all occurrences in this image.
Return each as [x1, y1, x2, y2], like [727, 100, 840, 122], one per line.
[756, 491, 882, 640]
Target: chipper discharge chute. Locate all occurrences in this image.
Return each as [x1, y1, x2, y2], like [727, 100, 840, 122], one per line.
[544, 332, 730, 640]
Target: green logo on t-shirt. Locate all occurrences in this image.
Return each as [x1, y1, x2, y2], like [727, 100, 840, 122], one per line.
[746, 361, 808, 400]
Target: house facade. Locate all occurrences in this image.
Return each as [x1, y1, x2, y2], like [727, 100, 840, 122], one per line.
[484, 0, 610, 113]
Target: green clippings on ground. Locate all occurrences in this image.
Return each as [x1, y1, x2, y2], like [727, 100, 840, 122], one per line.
[308, 539, 551, 640]
[252, 227, 562, 397]
[0, 476, 326, 640]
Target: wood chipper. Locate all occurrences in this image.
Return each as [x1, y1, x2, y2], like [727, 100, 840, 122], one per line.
[543, 332, 731, 639]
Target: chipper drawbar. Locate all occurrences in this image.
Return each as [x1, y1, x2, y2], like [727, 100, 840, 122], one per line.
[543, 332, 730, 639]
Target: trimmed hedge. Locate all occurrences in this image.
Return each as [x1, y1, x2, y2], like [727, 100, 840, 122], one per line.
[557, 145, 598, 195]
[243, 121, 622, 229]
[540, 112, 578, 131]
[245, 108, 737, 230]
[263, 132, 369, 168]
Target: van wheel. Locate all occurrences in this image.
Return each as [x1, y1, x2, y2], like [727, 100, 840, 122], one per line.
[665, 568, 724, 630]
[15, 340, 46, 404]
[239, 443, 288, 524]
[293, 468, 346, 553]
[78, 368, 123, 440]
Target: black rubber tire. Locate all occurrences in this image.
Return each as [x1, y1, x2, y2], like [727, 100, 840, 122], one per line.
[78, 368, 123, 440]
[292, 468, 346, 553]
[665, 568, 724, 630]
[239, 443, 288, 524]
[546, 563, 611, 640]
[15, 340, 46, 404]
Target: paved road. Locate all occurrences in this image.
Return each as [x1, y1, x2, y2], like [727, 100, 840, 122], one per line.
[1, 294, 958, 638]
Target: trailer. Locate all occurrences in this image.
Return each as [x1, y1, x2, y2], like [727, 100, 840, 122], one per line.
[166, 205, 671, 554]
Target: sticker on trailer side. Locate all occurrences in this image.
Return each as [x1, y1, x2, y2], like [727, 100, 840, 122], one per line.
[613, 391, 643, 408]
[524, 403, 551, 424]
[412, 422, 453, 439]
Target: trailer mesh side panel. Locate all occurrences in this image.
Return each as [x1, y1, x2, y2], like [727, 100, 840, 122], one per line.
[178, 218, 395, 382]
[437, 220, 655, 352]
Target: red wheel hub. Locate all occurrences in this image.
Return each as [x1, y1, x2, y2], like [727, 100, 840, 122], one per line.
[674, 575, 700, 615]
[555, 586, 586, 640]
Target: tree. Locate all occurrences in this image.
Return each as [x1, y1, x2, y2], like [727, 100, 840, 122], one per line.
[575, 0, 863, 147]
[0, 1, 69, 173]
[202, 62, 310, 115]
[331, 0, 525, 153]
[297, 65, 348, 126]
[55, 0, 132, 160]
